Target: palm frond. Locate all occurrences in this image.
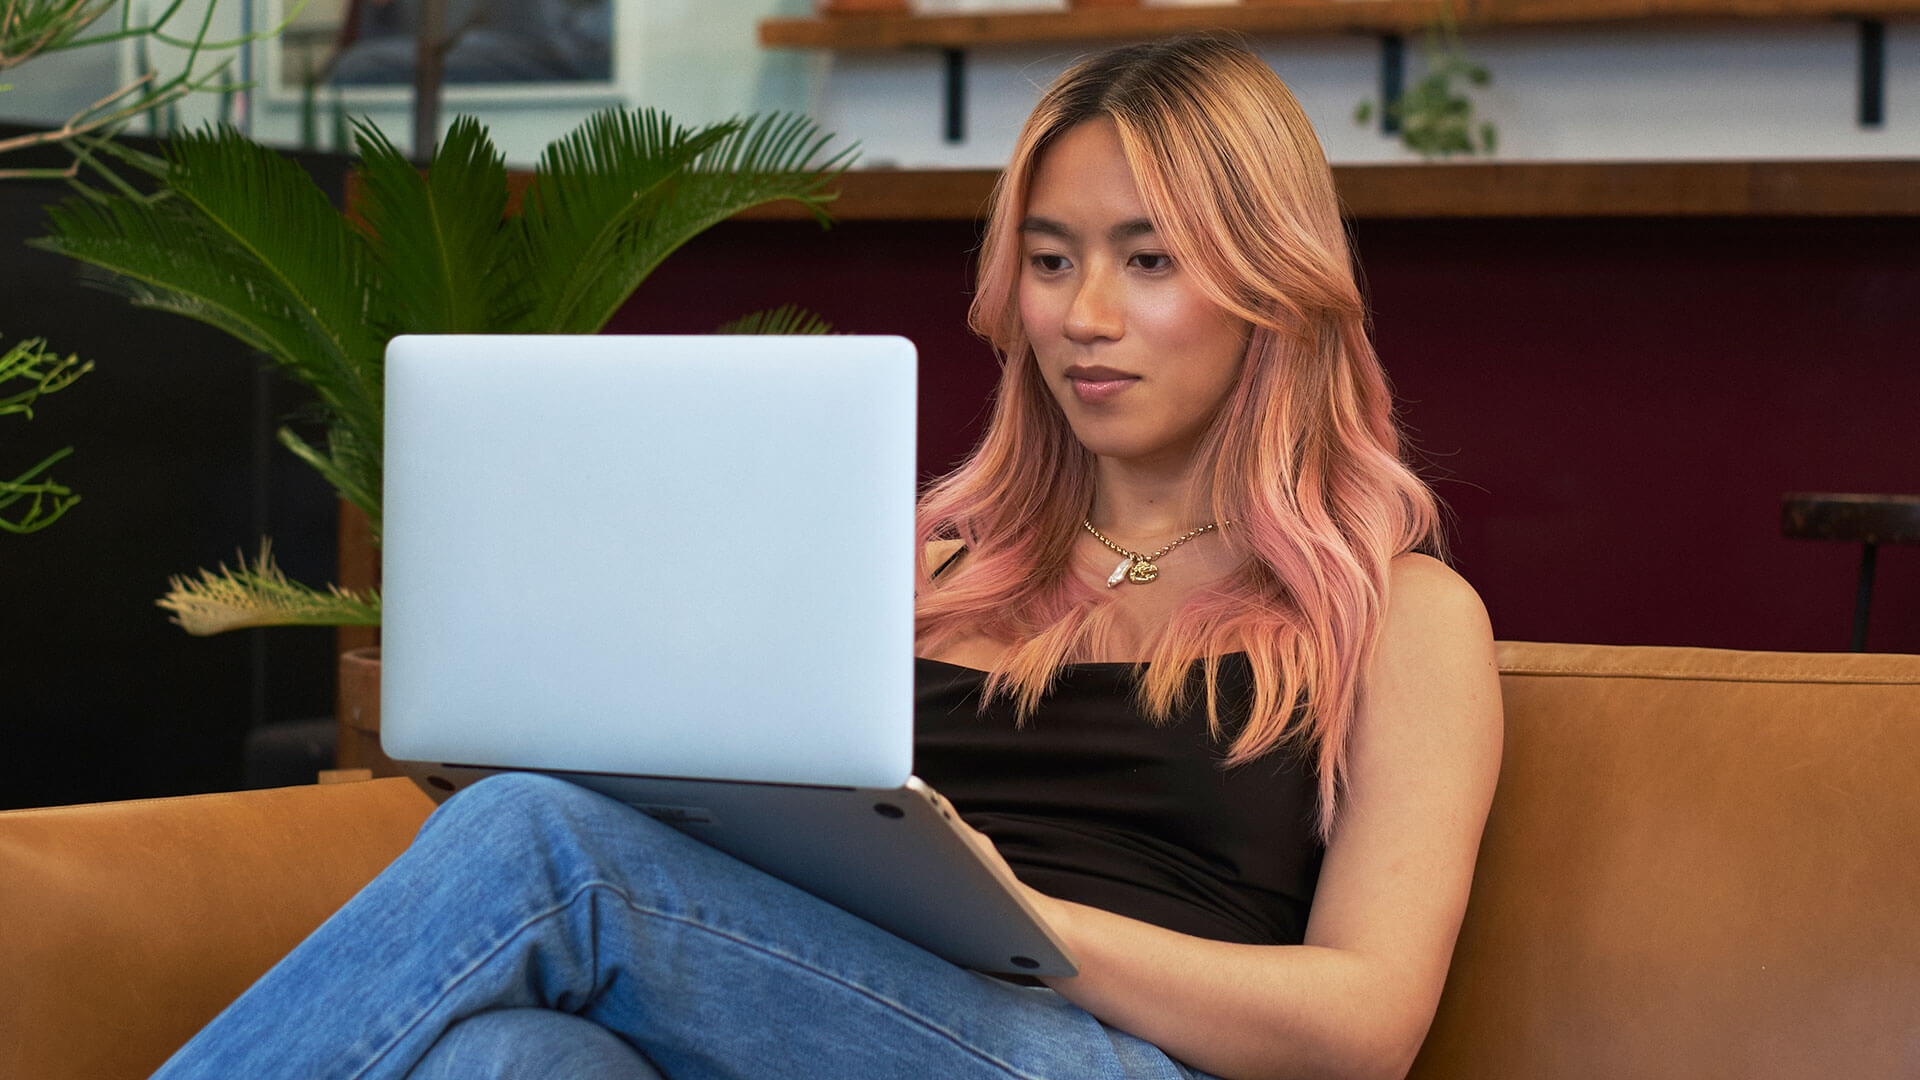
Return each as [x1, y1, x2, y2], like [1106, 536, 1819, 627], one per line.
[516, 108, 738, 333]
[159, 542, 380, 635]
[32, 126, 385, 491]
[156, 126, 384, 411]
[543, 111, 853, 334]
[353, 117, 527, 334]
[278, 423, 380, 539]
[685, 112, 856, 227]
[716, 303, 833, 336]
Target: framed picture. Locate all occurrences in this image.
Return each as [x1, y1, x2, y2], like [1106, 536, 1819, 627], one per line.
[263, 0, 620, 105]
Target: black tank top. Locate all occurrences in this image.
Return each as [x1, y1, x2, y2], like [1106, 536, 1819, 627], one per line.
[913, 654, 1324, 946]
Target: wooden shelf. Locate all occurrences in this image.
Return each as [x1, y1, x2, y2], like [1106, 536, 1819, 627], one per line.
[761, 0, 1920, 49]
[730, 160, 1920, 220]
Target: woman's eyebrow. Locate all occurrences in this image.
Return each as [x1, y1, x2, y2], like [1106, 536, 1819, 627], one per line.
[1019, 216, 1073, 239]
[1019, 216, 1159, 241]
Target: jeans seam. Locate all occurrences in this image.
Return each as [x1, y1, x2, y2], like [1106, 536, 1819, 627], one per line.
[348, 880, 1053, 1080]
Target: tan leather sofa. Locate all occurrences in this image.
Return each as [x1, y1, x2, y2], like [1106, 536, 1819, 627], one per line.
[4, 641, 1916, 1080]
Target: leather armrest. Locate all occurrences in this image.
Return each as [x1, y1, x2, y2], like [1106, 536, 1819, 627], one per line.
[0, 778, 435, 1080]
[1413, 643, 1920, 1079]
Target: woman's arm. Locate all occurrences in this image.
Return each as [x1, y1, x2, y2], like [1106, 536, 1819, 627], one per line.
[1020, 554, 1504, 1080]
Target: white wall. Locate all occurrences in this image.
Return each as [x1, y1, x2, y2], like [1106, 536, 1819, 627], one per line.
[0, 0, 1914, 169]
[817, 22, 1920, 167]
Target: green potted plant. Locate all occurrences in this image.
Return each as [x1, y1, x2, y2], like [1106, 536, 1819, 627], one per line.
[34, 107, 852, 768]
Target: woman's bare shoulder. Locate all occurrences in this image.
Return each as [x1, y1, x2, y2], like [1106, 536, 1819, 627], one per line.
[1367, 551, 1500, 749]
[1367, 551, 1501, 765]
[1385, 552, 1487, 629]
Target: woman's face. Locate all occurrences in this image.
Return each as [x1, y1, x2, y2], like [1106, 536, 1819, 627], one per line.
[1017, 118, 1251, 470]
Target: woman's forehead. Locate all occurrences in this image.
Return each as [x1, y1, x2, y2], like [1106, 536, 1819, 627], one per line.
[1023, 119, 1156, 235]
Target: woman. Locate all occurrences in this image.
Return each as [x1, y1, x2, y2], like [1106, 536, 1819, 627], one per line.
[153, 34, 1499, 1080]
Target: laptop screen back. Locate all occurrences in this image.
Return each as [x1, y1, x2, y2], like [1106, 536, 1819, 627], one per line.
[380, 334, 918, 790]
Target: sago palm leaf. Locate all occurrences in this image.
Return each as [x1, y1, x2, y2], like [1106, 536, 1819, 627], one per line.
[159, 542, 380, 634]
[31, 125, 385, 523]
[279, 423, 380, 540]
[144, 126, 384, 425]
[353, 117, 526, 335]
[516, 108, 736, 333]
[680, 111, 854, 227]
[520, 109, 853, 334]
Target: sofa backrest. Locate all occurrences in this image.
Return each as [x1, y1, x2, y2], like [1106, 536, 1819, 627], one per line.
[0, 777, 436, 1080]
[1412, 642, 1920, 1079]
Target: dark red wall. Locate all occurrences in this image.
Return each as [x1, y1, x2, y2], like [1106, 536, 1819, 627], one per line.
[610, 216, 1920, 654]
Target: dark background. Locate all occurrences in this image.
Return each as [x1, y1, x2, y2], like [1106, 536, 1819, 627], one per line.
[1, 128, 346, 810]
[617, 215, 1920, 656]
[4, 136, 1915, 810]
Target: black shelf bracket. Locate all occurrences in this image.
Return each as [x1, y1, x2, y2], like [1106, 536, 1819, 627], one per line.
[942, 48, 966, 144]
[1859, 20, 1885, 128]
[1380, 34, 1405, 136]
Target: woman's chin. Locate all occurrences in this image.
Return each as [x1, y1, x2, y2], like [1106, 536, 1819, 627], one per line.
[1072, 432, 1203, 470]
[1064, 424, 1145, 462]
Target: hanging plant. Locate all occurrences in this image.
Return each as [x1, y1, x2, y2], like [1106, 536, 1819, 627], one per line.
[1354, 2, 1497, 159]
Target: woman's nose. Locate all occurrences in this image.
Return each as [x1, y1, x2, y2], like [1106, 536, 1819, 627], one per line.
[1063, 267, 1123, 343]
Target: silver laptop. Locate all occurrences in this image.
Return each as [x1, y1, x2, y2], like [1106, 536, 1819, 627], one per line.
[380, 334, 1074, 976]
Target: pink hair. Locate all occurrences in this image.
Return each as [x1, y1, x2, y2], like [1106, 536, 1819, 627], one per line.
[915, 36, 1443, 839]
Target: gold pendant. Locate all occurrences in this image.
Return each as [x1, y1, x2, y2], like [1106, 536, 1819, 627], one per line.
[1106, 557, 1132, 588]
[1127, 559, 1159, 584]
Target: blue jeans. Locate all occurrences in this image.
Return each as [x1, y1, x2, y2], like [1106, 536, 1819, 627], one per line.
[151, 773, 1217, 1079]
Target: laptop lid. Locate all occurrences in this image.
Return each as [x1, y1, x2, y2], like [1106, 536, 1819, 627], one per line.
[379, 334, 918, 790]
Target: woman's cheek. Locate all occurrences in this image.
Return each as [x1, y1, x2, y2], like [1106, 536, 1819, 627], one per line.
[1016, 284, 1052, 340]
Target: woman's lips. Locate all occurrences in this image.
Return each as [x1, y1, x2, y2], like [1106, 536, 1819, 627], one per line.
[1065, 366, 1139, 404]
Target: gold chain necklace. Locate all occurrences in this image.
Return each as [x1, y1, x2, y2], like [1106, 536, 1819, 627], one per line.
[1082, 519, 1228, 587]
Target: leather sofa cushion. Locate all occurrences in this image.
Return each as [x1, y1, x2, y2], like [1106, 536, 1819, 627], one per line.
[1412, 642, 1920, 1079]
[0, 778, 434, 1080]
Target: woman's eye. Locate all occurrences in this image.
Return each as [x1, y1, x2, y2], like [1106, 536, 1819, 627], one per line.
[1131, 253, 1173, 272]
[1029, 253, 1070, 273]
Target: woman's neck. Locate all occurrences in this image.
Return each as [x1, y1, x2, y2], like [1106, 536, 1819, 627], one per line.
[1085, 450, 1219, 544]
